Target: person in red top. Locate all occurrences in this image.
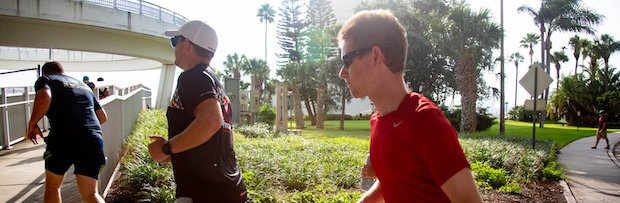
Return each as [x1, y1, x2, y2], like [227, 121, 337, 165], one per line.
[592, 110, 610, 149]
[337, 10, 482, 202]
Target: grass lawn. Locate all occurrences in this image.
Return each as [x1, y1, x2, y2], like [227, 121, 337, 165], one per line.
[294, 120, 619, 148]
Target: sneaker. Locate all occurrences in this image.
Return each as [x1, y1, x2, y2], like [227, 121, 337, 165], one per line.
[605, 146, 610, 149]
[591, 146, 597, 149]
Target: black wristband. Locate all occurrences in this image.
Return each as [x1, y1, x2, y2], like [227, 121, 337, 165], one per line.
[162, 141, 172, 155]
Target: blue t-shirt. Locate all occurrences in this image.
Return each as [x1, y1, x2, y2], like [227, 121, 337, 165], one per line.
[35, 74, 103, 142]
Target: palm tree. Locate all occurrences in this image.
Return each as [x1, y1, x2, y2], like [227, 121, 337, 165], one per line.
[569, 35, 584, 74]
[520, 33, 540, 66]
[594, 34, 620, 91]
[550, 49, 569, 92]
[257, 3, 275, 61]
[550, 74, 592, 125]
[519, 0, 602, 127]
[223, 53, 247, 79]
[580, 38, 593, 69]
[242, 58, 270, 108]
[509, 52, 525, 108]
[446, 4, 502, 132]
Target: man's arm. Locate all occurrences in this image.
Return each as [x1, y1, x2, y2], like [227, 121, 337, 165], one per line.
[25, 89, 51, 144]
[168, 98, 223, 153]
[28, 89, 51, 128]
[440, 168, 482, 203]
[358, 181, 383, 203]
[95, 108, 108, 125]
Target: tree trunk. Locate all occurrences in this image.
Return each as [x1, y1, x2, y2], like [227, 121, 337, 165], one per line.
[292, 87, 304, 129]
[514, 64, 518, 109]
[555, 64, 560, 118]
[340, 85, 346, 130]
[603, 58, 610, 92]
[264, 22, 268, 61]
[234, 70, 241, 79]
[316, 80, 326, 129]
[305, 98, 316, 126]
[456, 52, 478, 133]
[541, 36, 552, 128]
[574, 54, 579, 75]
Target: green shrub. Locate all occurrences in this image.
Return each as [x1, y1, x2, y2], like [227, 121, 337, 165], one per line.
[507, 105, 537, 122]
[498, 181, 521, 194]
[541, 161, 564, 181]
[236, 123, 280, 138]
[471, 162, 508, 189]
[112, 110, 563, 202]
[248, 190, 278, 203]
[460, 135, 554, 181]
[114, 110, 175, 203]
[257, 104, 276, 126]
[288, 191, 321, 203]
[442, 107, 497, 132]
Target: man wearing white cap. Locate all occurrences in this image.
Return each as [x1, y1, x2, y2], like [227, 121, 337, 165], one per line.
[148, 20, 247, 202]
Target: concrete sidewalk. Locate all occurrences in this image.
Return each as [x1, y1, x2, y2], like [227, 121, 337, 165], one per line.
[558, 132, 620, 203]
[0, 138, 81, 202]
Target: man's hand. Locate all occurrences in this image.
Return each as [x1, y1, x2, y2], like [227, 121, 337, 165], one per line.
[362, 162, 376, 178]
[148, 136, 171, 163]
[24, 125, 44, 145]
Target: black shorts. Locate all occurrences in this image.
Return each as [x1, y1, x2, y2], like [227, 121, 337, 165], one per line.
[44, 137, 106, 180]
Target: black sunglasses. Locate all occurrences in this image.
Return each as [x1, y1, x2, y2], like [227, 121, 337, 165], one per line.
[171, 35, 185, 47]
[341, 46, 375, 67]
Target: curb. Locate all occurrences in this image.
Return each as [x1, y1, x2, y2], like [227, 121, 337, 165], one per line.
[607, 139, 620, 168]
[560, 180, 577, 203]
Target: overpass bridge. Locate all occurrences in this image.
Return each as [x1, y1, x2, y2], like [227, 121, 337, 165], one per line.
[0, 0, 185, 108]
[0, 0, 191, 199]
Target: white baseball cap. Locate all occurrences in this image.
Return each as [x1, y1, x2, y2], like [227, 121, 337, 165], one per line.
[165, 20, 218, 53]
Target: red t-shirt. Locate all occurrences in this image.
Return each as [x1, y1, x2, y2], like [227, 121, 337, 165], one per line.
[369, 92, 470, 202]
[598, 115, 607, 132]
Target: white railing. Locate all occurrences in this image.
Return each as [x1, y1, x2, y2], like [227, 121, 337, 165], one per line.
[0, 87, 46, 149]
[76, 0, 189, 26]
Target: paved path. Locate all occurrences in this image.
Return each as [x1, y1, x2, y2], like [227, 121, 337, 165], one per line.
[0, 137, 82, 202]
[558, 132, 620, 203]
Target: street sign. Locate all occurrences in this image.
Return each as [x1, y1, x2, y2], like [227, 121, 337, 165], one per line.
[519, 64, 553, 98]
[524, 99, 546, 111]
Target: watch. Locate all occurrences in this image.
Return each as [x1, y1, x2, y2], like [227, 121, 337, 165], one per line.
[162, 141, 172, 155]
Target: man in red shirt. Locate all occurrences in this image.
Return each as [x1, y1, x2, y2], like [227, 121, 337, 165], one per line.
[592, 110, 610, 149]
[337, 10, 481, 202]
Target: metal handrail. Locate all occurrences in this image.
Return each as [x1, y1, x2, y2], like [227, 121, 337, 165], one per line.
[76, 0, 189, 26]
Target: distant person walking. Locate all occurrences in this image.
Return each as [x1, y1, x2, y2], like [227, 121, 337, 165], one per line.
[337, 10, 481, 202]
[592, 110, 610, 149]
[25, 61, 108, 203]
[148, 20, 247, 202]
[83, 76, 96, 92]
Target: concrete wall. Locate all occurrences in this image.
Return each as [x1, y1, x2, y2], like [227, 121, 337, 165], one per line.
[98, 87, 149, 193]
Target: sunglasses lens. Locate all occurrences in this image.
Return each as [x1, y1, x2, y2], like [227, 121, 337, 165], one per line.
[343, 57, 352, 67]
[171, 36, 183, 47]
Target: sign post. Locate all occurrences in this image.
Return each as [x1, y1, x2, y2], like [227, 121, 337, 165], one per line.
[519, 64, 553, 148]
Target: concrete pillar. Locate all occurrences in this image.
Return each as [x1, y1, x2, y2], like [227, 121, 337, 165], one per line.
[1, 88, 11, 149]
[24, 87, 30, 129]
[156, 64, 176, 109]
[275, 83, 289, 132]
